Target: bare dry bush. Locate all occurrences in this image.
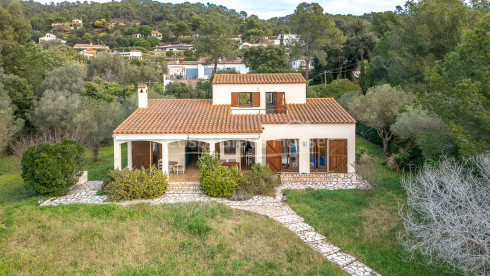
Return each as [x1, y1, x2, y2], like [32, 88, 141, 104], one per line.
[10, 129, 87, 157]
[398, 154, 490, 275]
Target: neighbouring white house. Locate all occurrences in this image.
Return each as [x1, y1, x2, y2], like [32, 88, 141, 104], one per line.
[39, 33, 66, 43]
[118, 49, 143, 60]
[151, 31, 162, 39]
[166, 58, 249, 80]
[238, 42, 268, 50]
[132, 33, 144, 38]
[73, 43, 110, 50]
[353, 68, 361, 78]
[152, 44, 195, 51]
[290, 58, 314, 70]
[80, 48, 98, 59]
[271, 34, 299, 46]
[113, 73, 356, 181]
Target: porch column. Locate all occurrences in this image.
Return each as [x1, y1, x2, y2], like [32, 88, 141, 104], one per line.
[114, 139, 122, 170]
[255, 138, 263, 164]
[209, 140, 215, 154]
[298, 138, 310, 174]
[127, 141, 132, 169]
[161, 141, 169, 174]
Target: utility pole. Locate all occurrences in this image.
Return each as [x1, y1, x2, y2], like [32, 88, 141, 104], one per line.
[324, 70, 327, 86]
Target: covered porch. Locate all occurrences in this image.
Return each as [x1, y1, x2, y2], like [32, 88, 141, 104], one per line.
[113, 134, 263, 182]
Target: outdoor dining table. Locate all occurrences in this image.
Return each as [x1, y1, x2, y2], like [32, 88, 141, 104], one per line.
[169, 161, 178, 173]
[221, 161, 240, 169]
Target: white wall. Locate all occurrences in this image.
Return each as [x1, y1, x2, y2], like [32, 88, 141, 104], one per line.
[198, 64, 250, 79]
[167, 64, 198, 78]
[212, 83, 306, 111]
[168, 141, 186, 165]
[260, 124, 356, 173]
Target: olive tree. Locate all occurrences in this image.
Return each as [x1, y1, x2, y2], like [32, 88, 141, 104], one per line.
[345, 84, 413, 153]
[0, 91, 23, 153]
[399, 154, 490, 274]
[75, 98, 125, 161]
[39, 63, 86, 95]
[391, 106, 446, 141]
[29, 89, 81, 133]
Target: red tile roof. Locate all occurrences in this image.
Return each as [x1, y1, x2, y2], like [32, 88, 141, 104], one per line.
[113, 98, 355, 135]
[213, 73, 306, 84]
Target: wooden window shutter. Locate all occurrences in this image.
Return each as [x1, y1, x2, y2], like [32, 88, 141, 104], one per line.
[252, 92, 260, 107]
[231, 93, 239, 107]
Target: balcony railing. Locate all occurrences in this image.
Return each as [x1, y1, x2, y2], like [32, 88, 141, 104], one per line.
[230, 107, 288, 115]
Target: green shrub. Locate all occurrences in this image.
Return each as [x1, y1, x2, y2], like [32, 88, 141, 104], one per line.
[21, 138, 84, 196]
[104, 166, 168, 201]
[239, 163, 281, 197]
[307, 79, 361, 99]
[197, 149, 239, 198]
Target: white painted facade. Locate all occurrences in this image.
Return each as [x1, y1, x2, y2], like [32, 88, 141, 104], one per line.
[39, 33, 66, 43]
[167, 62, 250, 80]
[290, 59, 314, 70]
[213, 83, 306, 114]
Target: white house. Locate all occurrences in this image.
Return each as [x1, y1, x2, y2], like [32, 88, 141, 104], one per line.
[151, 31, 162, 39]
[290, 58, 314, 70]
[167, 58, 249, 80]
[113, 73, 356, 180]
[238, 42, 268, 50]
[80, 48, 98, 59]
[271, 34, 299, 46]
[39, 33, 66, 43]
[119, 49, 143, 60]
[153, 44, 195, 51]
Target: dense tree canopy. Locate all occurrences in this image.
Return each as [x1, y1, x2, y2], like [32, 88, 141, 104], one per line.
[241, 46, 290, 73]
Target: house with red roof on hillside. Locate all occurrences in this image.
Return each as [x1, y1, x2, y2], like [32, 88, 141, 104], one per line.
[113, 73, 356, 180]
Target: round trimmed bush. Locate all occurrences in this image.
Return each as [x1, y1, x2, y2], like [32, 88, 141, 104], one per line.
[21, 138, 84, 196]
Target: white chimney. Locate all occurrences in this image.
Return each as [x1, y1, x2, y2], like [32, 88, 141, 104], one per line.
[137, 83, 148, 108]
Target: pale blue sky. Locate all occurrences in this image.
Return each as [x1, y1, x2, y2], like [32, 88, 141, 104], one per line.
[37, 0, 409, 19]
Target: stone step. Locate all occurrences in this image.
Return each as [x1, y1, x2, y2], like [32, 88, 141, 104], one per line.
[167, 184, 200, 188]
[168, 182, 199, 185]
[281, 178, 333, 182]
[166, 189, 203, 194]
[281, 174, 332, 178]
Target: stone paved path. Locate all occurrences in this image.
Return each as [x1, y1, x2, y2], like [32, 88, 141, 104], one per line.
[42, 177, 380, 276]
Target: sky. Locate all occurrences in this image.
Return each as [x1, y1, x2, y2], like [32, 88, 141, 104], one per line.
[37, 0, 409, 19]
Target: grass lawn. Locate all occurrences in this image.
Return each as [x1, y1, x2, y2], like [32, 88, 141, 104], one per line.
[0, 144, 344, 275]
[286, 136, 460, 276]
[83, 143, 127, 181]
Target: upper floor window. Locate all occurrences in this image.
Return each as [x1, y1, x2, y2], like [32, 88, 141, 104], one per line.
[231, 92, 260, 108]
[239, 92, 252, 106]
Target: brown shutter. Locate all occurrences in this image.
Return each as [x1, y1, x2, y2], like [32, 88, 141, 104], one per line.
[328, 139, 347, 173]
[276, 92, 285, 114]
[231, 93, 239, 107]
[252, 92, 260, 107]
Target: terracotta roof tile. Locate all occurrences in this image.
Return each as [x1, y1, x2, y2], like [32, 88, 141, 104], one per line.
[212, 73, 306, 84]
[113, 98, 355, 135]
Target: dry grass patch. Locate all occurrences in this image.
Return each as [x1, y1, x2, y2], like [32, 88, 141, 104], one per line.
[0, 201, 345, 275]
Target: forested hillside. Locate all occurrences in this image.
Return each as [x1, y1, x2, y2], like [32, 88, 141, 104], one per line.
[0, 0, 488, 165]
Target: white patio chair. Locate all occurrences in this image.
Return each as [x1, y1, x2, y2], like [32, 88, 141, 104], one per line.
[174, 161, 185, 175]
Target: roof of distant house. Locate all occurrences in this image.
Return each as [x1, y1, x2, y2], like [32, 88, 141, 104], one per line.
[166, 58, 244, 66]
[213, 73, 306, 85]
[113, 98, 355, 135]
[73, 44, 109, 49]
